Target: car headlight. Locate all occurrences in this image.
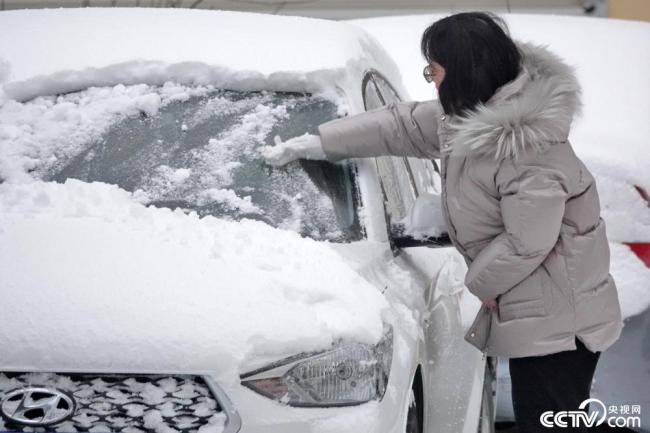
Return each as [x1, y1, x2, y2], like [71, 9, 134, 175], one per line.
[240, 325, 393, 407]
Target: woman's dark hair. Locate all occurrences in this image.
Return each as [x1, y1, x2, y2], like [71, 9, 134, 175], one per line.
[420, 11, 522, 117]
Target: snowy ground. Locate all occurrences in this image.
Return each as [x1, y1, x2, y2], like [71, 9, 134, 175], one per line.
[347, 13, 650, 319]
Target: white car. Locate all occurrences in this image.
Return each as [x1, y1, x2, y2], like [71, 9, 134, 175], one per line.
[0, 7, 494, 433]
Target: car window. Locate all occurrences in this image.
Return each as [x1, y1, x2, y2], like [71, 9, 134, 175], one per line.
[362, 73, 416, 226]
[374, 157, 416, 223]
[46, 88, 363, 243]
[371, 72, 442, 196]
[362, 74, 384, 111]
[405, 158, 442, 195]
[371, 73, 401, 105]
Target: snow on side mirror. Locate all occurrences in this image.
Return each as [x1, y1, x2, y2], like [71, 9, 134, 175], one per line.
[390, 192, 451, 248]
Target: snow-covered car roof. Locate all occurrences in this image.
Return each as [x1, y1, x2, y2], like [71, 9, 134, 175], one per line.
[0, 7, 405, 103]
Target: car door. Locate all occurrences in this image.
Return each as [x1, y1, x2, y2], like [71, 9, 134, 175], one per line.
[364, 71, 490, 433]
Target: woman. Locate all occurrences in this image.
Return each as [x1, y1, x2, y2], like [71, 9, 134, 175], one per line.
[261, 12, 623, 432]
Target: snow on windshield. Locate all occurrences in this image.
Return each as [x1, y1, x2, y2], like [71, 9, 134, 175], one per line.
[0, 82, 362, 242]
[1, 82, 203, 182]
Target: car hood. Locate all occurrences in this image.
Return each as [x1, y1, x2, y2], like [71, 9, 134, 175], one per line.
[0, 180, 389, 385]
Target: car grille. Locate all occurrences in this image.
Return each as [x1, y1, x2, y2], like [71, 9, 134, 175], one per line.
[0, 372, 228, 433]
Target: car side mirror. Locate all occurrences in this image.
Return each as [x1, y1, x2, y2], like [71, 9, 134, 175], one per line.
[389, 192, 452, 248]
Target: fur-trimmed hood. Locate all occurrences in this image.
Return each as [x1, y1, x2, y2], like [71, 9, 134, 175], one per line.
[445, 39, 584, 160]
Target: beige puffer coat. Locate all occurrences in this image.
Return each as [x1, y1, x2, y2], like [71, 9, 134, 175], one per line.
[317, 40, 623, 358]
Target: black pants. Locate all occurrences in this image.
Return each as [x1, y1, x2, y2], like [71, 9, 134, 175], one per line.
[509, 337, 601, 432]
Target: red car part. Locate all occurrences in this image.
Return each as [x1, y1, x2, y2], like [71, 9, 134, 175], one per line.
[623, 242, 650, 268]
[622, 185, 650, 267]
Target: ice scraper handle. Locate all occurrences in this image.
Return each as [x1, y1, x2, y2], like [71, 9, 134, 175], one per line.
[259, 133, 327, 166]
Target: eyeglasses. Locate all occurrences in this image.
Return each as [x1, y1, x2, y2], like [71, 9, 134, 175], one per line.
[423, 64, 435, 83]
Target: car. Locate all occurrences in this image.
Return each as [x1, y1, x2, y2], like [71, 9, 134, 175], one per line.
[346, 12, 650, 432]
[0, 7, 495, 433]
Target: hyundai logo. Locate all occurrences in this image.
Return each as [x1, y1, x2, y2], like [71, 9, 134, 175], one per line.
[0, 387, 75, 426]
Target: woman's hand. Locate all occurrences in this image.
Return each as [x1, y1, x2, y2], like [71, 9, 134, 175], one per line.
[259, 133, 327, 166]
[483, 299, 498, 309]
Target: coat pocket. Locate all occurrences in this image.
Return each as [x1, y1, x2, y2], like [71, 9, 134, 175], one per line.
[497, 266, 552, 322]
[464, 304, 493, 351]
[564, 218, 611, 298]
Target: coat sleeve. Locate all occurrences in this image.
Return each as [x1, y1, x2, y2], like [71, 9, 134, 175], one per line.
[317, 100, 442, 161]
[463, 157, 570, 301]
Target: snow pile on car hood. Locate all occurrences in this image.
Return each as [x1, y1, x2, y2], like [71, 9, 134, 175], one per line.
[0, 179, 390, 382]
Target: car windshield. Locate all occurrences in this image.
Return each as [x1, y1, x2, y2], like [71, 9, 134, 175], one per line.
[46, 88, 362, 242]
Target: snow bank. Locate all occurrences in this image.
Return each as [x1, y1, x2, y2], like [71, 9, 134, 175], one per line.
[0, 7, 403, 104]
[0, 179, 390, 381]
[347, 13, 650, 318]
[585, 158, 650, 242]
[609, 242, 650, 318]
